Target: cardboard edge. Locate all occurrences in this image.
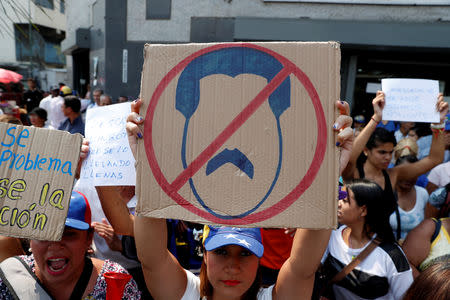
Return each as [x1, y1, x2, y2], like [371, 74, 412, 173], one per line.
[137, 41, 343, 229]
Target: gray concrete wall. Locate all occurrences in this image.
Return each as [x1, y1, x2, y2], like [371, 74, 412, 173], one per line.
[89, 0, 106, 92]
[127, 0, 450, 42]
[65, 0, 96, 91]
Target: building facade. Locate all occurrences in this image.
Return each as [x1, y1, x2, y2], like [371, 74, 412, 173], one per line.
[0, 0, 67, 92]
[63, 0, 450, 114]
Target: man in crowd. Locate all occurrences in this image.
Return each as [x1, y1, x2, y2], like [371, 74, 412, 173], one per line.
[58, 95, 85, 135]
[89, 89, 103, 109]
[395, 121, 415, 142]
[39, 85, 66, 128]
[22, 78, 43, 112]
[100, 94, 113, 106]
[118, 95, 128, 103]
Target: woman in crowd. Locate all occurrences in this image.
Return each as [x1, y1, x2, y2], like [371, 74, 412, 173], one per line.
[342, 91, 447, 217]
[28, 107, 55, 129]
[126, 99, 354, 300]
[319, 179, 413, 300]
[402, 216, 450, 278]
[402, 260, 450, 300]
[389, 139, 428, 242]
[0, 191, 141, 299]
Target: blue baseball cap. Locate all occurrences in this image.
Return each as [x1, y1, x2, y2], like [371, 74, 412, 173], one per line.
[354, 115, 365, 124]
[65, 191, 91, 230]
[203, 226, 264, 258]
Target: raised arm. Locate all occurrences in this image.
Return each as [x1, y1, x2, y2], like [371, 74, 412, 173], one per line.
[127, 100, 187, 299]
[135, 216, 187, 299]
[393, 94, 447, 182]
[402, 218, 435, 278]
[272, 101, 353, 300]
[95, 186, 135, 236]
[274, 229, 331, 300]
[341, 91, 384, 180]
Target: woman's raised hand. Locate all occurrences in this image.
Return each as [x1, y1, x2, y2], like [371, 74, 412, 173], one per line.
[334, 100, 353, 175]
[372, 91, 385, 123]
[436, 93, 448, 124]
[126, 99, 144, 159]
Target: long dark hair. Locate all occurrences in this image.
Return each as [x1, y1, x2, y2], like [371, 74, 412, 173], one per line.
[199, 255, 262, 300]
[346, 179, 395, 243]
[366, 128, 397, 150]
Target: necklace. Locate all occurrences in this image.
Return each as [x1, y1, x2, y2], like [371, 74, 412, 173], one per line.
[348, 235, 356, 260]
[347, 228, 358, 260]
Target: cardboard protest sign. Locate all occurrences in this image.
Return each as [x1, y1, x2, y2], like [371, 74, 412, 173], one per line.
[382, 78, 440, 123]
[137, 42, 340, 228]
[0, 124, 82, 240]
[81, 103, 136, 186]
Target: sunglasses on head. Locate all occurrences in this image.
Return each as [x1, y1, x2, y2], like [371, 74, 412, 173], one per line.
[338, 186, 348, 200]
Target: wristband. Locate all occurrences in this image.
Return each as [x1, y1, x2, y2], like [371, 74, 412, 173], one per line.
[431, 127, 445, 138]
[430, 122, 445, 129]
[371, 117, 380, 125]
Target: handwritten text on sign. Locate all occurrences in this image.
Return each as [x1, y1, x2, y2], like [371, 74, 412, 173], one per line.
[81, 102, 136, 186]
[0, 123, 82, 240]
[382, 78, 439, 123]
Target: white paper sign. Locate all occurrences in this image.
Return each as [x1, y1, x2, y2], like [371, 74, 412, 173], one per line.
[381, 78, 439, 123]
[80, 102, 136, 185]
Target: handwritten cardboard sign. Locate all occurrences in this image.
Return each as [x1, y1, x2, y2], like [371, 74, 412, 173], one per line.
[136, 42, 340, 228]
[80, 103, 136, 186]
[382, 78, 440, 123]
[0, 124, 82, 240]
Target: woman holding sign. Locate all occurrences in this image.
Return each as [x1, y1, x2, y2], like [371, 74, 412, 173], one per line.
[126, 99, 353, 300]
[0, 191, 141, 299]
[342, 91, 447, 218]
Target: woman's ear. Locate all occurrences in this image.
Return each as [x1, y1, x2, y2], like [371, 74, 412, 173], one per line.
[360, 205, 368, 218]
[363, 147, 369, 157]
[86, 229, 94, 246]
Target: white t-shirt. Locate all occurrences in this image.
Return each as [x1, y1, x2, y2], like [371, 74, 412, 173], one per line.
[321, 226, 413, 300]
[40, 95, 66, 129]
[427, 161, 450, 187]
[181, 269, 274, 300]
[394, 130, 407, 143]
[389, 185, 428, 240]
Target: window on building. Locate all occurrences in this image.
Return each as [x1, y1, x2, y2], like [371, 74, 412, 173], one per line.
[146, 0, 171, 19]
[60, 0, 65, 13]
[34, 0, 54, 10]
[15, 24, 65, 66]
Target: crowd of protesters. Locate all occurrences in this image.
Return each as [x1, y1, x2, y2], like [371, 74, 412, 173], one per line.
[0, 78, 449, 300]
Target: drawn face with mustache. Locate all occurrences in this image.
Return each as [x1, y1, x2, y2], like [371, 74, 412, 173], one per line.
[176, 47, 291, 219]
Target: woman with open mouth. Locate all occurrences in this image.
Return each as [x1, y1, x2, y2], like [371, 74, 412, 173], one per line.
[0, 191, 141, 299]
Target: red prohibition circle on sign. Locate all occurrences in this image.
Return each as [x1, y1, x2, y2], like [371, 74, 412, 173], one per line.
[144, 43, 327, 225]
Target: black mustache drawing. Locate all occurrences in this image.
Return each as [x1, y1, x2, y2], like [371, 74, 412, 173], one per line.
[206, 148, 254, 179]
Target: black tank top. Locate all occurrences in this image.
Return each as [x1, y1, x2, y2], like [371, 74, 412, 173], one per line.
[357, 164, 397, 217]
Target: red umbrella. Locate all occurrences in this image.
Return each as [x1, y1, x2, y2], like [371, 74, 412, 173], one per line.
[0, 68, 23, 84]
